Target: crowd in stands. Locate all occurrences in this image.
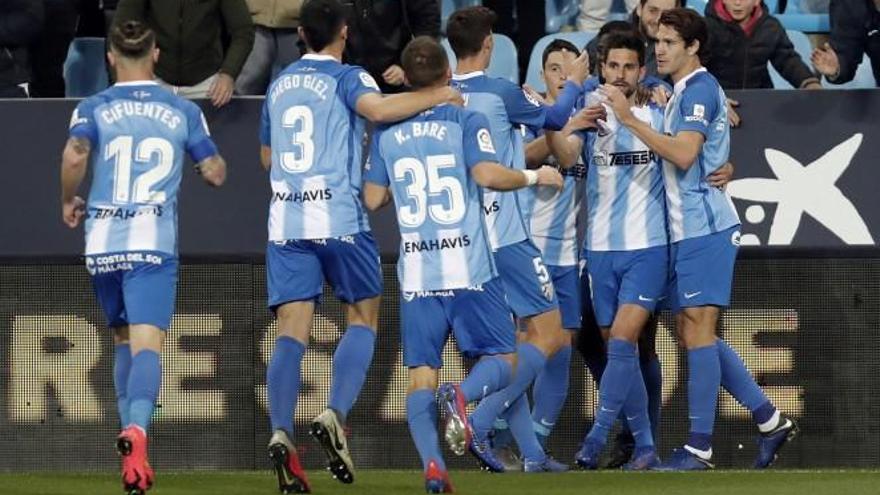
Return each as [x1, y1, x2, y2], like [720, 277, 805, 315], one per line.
[0, 0, 877, 100]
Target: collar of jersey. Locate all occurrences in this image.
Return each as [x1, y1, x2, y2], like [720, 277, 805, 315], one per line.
[452, 71, 485, 80]
[302, 54, 338, 62]
[114, 80, 159, 87]
[673, 67, 707, 94]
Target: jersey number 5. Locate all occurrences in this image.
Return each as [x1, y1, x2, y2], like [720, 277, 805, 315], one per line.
[393, 154, 466, 228]
[106, 135, 174, 204]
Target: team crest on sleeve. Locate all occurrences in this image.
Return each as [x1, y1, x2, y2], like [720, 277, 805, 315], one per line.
[69, 108, 88, 129]
[686, 103, 706, 123]
[359, 72, 380, 91]
[477, 128, 496, 153]
[522, 89, 541, 107]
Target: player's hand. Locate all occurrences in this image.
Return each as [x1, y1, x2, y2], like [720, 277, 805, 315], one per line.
[598, 84, 632, 121]
[436, 86, 465, 107]
[522, 84, 547, 105]
[804, 81, 823, 90]
[726, 98, 741, 128]
[651, 85, 670, 106]
[382, 64, 406, 86]
[565, 50, 590, 86]
[811, 43, 840, 79]
[62, 196, 86, 228]
[208, 73, 235, 108]
[568, 104, 607, 131]
[535, 165, 564, 189]
[708, 161, 734, 189]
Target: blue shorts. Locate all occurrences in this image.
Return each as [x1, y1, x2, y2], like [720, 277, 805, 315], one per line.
[583, 245, 669, 328]
[669, 226, 740, 313]
[88, 251, 178, 330]
[266, 232, 382, 310]
[401, 278, 516, 368]
[495, 240, 559, 319]
[548, 265, 580, 330]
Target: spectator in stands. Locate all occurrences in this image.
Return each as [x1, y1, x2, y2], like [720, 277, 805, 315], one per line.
[236, 0, 303, 95]
[578, 0, 639, 31]
[0, 0, 44, 98]
[811, 0, 880, 87]
[114, 0, 255, 107]
[799, 0, 830, 12]
[585, 0, 681, 78]
[483, 0, 545, 83]
[342, 0, 440, 93]
[28, 0, 79, 97]
[705, 0, 822, 89]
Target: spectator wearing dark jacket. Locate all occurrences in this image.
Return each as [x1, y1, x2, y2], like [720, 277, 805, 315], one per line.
[811, 0, 880, 87]
[342, 0, 440, 93]
[0, 0, 44, 97]
[705, 0, 821, 89]
[114, 0, 255, 107]
[29, 0, 79, 97]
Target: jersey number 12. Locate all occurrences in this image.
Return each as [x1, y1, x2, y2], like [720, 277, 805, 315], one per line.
[106, 135, 174, 204]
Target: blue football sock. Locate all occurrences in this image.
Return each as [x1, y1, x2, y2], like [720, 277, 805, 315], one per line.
[127, 350, 161, 432]
[586, 339, 637, 447]
[621, 366, 653, 449]
[267, 336, 306, 436]
[531, 345, 571, 447]
[113, 343, 132, 427]
[461, 355, 512, 403]
[470, 343, 547, 438]
[641, 355, 662, 444]
[492, 418, 513, 449]
[716, 339, 774, 423]
[503, 394, 545, 463]
[686, 344, 721, 450]
[328, 325, 376, 421]
[406, 389, 445, 472]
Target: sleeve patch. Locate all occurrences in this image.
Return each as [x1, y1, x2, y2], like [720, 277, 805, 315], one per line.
[477, 128, 496, 153]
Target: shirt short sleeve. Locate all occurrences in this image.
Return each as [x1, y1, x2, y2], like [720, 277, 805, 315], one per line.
[68, 99, 99, 145]
[462, 111, 500, 169]
[364, 129, 390, 186]
[183, 102, 219, 163]
[341, 66, 382, 111]
[498, 79, 547, 129]
[676, 79, 719, 137]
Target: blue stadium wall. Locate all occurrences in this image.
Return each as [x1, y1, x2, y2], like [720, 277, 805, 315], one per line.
[0, 91, 878, 470]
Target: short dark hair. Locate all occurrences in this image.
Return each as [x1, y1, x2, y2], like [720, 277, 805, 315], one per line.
[639, 0, 683, 6]
[659, 8, 708, 60]
[541, 39, 580, 69]
[300, 0, 347, 53]
[600, 31, 646, 67]
[446, 6, 497, 58]
[109, 20, 155, 59]
[402, 36, 449, 89]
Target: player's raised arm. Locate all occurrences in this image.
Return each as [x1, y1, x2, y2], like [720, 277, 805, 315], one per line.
[600, 83, 704, 170]
[354, 82, 463, 123]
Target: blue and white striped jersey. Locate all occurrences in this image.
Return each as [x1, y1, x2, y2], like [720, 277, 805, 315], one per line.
[68, 81, 218, 256]
[451, 71, 548, 250]
[580, 99, 668, 251]
[364, 105, 498, 292]
[520, 127, 586, 266]
[663, 68, 740, 242]
[260, 54, 380, 241]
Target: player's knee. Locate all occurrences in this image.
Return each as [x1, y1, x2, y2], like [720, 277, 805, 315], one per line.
[112, 326, 130, 344]
[128, 324, 164, 354]
[407, 366, 438, 393]
[347, 297, 380, 330]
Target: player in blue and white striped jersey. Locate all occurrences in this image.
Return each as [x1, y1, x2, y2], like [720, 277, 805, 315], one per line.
[363, 36, 564, 492]
[599, 9, 797, 470]
[443, 6, 605, 473]
[258, 1, 465, 491]
[61, 21, 226, 495]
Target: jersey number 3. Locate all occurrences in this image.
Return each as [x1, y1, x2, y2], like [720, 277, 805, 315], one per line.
[106, 135, 174, 204]
[281, 105, 315, 173]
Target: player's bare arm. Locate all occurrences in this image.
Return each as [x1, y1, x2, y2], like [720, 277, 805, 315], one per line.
[525, 135, 551, 169]
[363, 182, 392, 211]
[355, 86, 464, 123]
[471, 162, 563, 191]
[196, 155, 227, 187]
[545, 104, 605, 168]
[260, 145, 271, 171]
[601, 84, 703, 170]
[60, 136, 90, 229]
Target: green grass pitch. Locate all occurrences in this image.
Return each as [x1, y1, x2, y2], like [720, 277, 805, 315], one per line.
[2, 470, 880, 495]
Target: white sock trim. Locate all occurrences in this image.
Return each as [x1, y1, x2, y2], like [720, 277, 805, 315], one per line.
[757, 410, 782, 433]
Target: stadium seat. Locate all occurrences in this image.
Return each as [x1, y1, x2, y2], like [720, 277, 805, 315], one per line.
[776, 0, 830, 32]
[545, 0, 580, 33]
[441, 33, 520, 84]
[525, 31, 597, 92]
[441, 0, 481, 32]
[768, 30, 813, 89]
[63, 37, 109, 98]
